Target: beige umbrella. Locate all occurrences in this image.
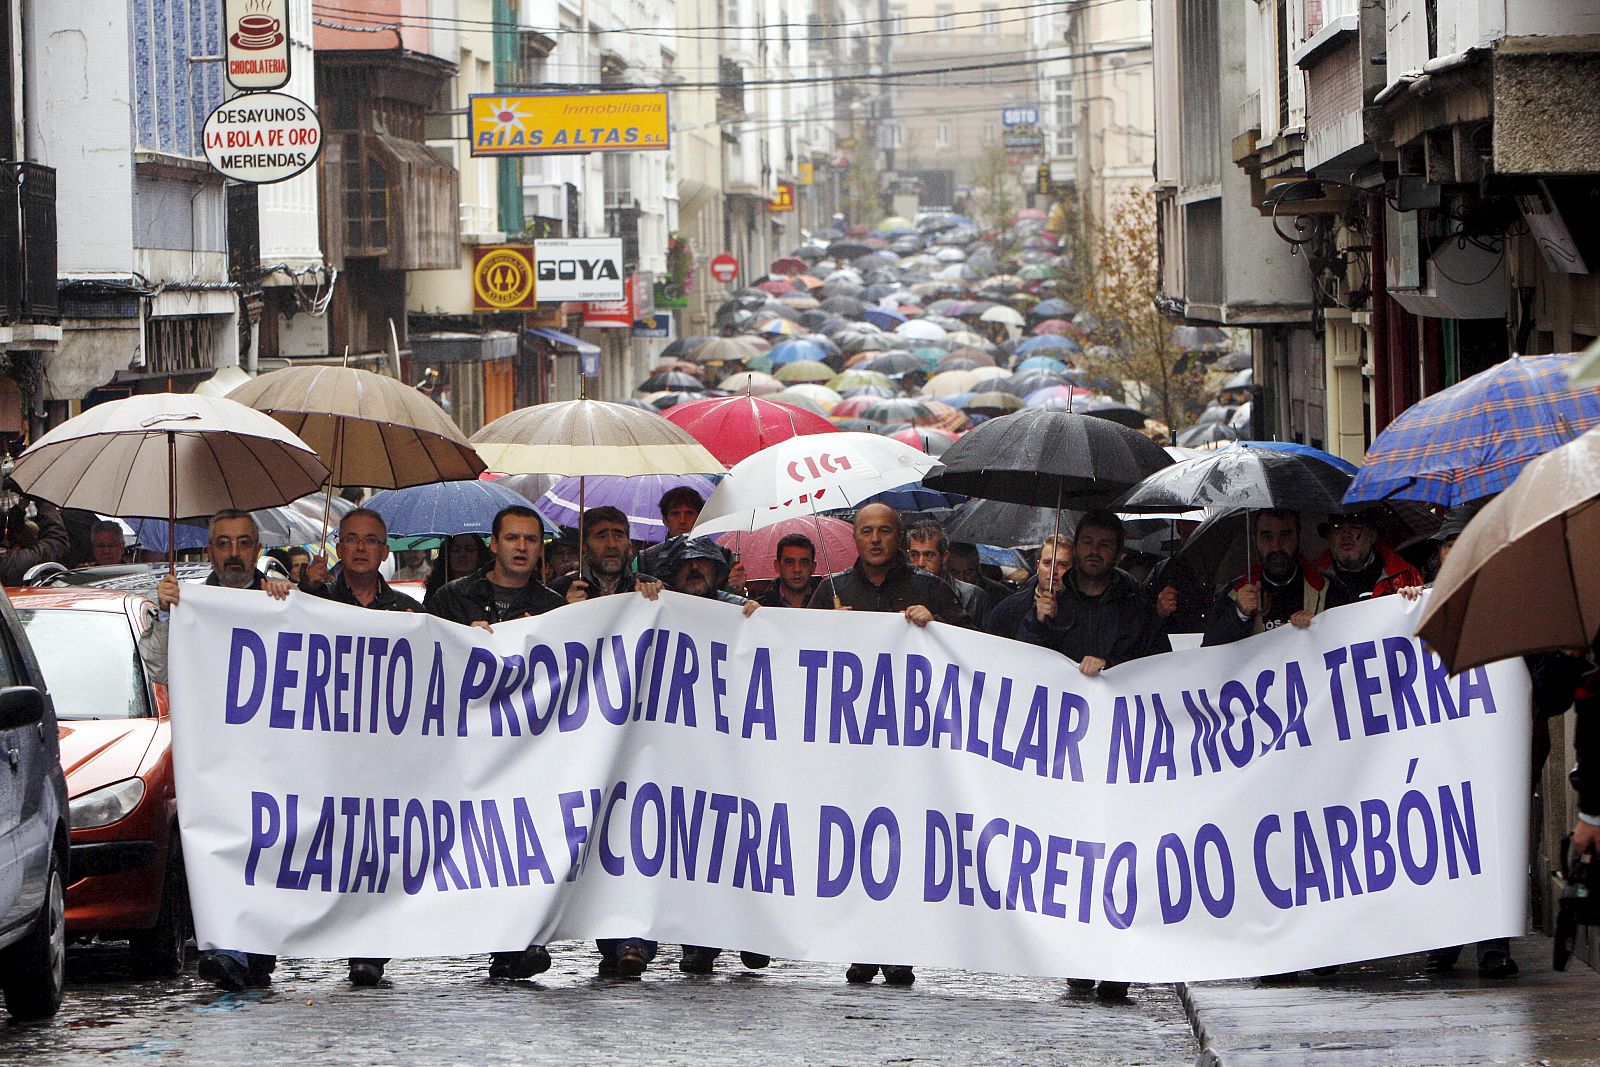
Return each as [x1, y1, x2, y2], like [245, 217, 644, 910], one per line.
[471, 399, 722, 477]
[1568, 336, 1600, 387]
[11, 393, 329, 571]
[227, 365, 485, 488]
[719, 371, 785, 396]
[472, 399, 722, 547]
[1417, 426, 1600, 673]
[922, 370, 982, 397]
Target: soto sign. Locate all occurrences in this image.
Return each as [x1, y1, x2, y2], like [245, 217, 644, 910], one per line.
[469, 92, 671, 157]
[203, 92, 321, 184]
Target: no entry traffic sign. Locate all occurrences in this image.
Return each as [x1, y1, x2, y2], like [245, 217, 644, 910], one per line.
[709, 253, 739, 284]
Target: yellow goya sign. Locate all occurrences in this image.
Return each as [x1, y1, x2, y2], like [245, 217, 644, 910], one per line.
[468, 92, 671, 156]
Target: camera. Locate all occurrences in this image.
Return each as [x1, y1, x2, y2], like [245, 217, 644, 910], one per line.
[1553, 833, 1600, 971]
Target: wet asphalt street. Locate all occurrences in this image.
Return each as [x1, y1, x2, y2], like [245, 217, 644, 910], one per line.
[2, 942, 1197, 1065]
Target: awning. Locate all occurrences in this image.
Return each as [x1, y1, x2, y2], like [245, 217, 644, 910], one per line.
[527, 327, 600, 355]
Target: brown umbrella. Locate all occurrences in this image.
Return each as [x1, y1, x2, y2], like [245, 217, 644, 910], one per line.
[1417, 426, 1600, 673]
[11, 393, 329, 571]
[227, 365, 485, 489]
[471, 399, 722, 477]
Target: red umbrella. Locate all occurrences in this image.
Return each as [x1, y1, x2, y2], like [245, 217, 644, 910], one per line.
[757, 279, 793, 296]
[890, 426, 959, 455]
[829, 396, 879, 420]
[1032, 319, 1081, 337]
[663, 394, 838, 466]
[771, 257, 808, 276]
[715, 515, 857, 581]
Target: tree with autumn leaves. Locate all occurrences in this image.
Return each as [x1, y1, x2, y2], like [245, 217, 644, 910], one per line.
[1073, 189, 1209, 435]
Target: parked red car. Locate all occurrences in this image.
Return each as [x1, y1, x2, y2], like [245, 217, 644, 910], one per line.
[8, 588, 189, 974]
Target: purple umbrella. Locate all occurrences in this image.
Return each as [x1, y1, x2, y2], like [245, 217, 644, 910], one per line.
[536, 474, 720, 543]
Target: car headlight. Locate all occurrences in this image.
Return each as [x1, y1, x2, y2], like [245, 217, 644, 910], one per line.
[69, 778, 147, 830]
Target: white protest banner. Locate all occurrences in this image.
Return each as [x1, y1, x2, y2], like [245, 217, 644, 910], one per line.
[169, 588, 1529, 982]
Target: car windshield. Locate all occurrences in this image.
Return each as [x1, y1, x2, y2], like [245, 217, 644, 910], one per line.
[15, 609, 150, 720]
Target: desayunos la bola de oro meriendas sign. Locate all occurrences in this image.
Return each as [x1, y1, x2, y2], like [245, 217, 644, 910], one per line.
[203, 91, 321, 184]
[468, 92, 670, 156]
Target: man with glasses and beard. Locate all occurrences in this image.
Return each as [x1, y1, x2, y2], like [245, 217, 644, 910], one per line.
[137, 509, 293, 991]
[1312, 509, 1422, 609]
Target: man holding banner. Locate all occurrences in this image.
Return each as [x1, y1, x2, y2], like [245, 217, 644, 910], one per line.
[424, 504, 565, 981]
[812, 502, 968, 987]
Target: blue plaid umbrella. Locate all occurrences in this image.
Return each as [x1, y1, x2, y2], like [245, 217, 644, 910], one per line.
[1345, 353, 1600, 507]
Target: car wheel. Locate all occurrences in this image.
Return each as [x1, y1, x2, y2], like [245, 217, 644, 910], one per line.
[0, 853, 66, 1020]
[130, 839, 191, 976]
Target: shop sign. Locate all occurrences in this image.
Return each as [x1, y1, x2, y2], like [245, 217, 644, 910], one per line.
[532, 238, 625, 301]
[202, 91, 321, 184]
[471, 246, 539, 311]
[225, 0, 291, 91]
[468, 92, 671, 157]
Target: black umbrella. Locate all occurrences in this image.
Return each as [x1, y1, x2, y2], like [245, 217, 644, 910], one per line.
[1115, 443, 1353, 515]
[1078, 396, 1149, 430]
[923, 406, 1174, 592]
[638, 371, 702, 393]
[942, 498, 1085, 548]
[1176, 419, 1241, 448]
[819, 296, 867, 317]
[827, 240, 871, 260]
[860, 352, 926, 376]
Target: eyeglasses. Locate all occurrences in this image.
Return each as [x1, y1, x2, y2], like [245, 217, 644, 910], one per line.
[338, 534, 385, 548]
[209, 536, 257, 552]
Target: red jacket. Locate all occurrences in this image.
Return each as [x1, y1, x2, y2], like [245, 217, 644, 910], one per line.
[1310, 542, 1423, 601]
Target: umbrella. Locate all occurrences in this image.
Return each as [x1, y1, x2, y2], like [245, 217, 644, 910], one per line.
[915, 400, 972, 434]
[663, 394, 839, 466]
[651, 391, 708, 410]
[862, 484, 967, 511]
[923, 370, 983, 397]
[1031, 298, 1073, 319]
[768, 338, 835, 366]
[862, 307, 908, 331]
[860, 398, 935, 424]
[688, 337, 764, 364]
[1568, 336, 1600, 386]
[773, 360, 835, 384]
[12, 393, 330, 571]
[942, 498, 1084, 548]
[828, 370, 895, 393]
[771, 257, 808, 276]
[757, 318, 805, 337]
[225, 365, 485, 489]
[859, 352, 926, 376]
[719, 371, 785, 396]
[1345, 352, 1600, 508]
[924, 408, 1173, 509]
[1024, 385, 1093, 409]
[1016, 335, 1076, 355]
[1417, 426, 1600, 673]
[819, 295, 866, 317]
[829, 396, 881, 421]
[715, 515, 858, 581]
[1017, 356, 1071, 374]
[638, 371, 702, 393]
[1116, 442, 1355, 515]
[1177, 418, 1242, 448]
[368, 479, 556, 538]
[896, 320, 948, 341]
[537, 474, 719, 543]
[889, 426, 959, 456]
[125, 494, 352, 553]
[774, 384, 842, 413]
[471, 399, 722, 477]
[962, 392, 1025, 417]
[1077, 396, 1149, 430]
[693, 433, 941, 535]
[490, 472, 563, 504]
[980, 306, 1025, 327]
[839, 385, 897, 401]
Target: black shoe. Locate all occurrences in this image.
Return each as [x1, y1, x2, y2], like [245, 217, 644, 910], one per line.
[615, 942, 648, 978]
[739, 951, 771, 969]
[198, 954, 250, 992]
[845, 963, 879, 984]
[1096, 981, 1130, 1000]
[349, 961, 385, 987]
[597, 956, 619, 978]
[1478, 952, 1519, 979]
[680, 946, 718, 975]
[489, 945, 552, 980]
[1428, 947, 1463, 973]
[881, 965, 915, 986]
[1067, 978, 1097, 992]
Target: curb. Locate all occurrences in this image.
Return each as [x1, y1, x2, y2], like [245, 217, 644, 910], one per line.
[1173, 982, 1224, 1067]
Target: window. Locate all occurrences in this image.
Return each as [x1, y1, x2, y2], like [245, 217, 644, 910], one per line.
[1053, 76, 1076, 158]
[935, 5, 953, 36]
[936, 122, 951, 149]
[343, 135, 389, 252]
[603, 152, 633, 208]
[17, 611, 148, 720]
[887, 7, 907, 35]
[982, 5, 1000, 35]
[983, 121, 997, 144]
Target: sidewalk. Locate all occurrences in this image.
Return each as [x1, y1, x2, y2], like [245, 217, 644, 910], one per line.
[1178, 934, 1600, 1066]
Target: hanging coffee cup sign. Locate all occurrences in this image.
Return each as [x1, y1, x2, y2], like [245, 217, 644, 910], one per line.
[225, 0, 291, 91]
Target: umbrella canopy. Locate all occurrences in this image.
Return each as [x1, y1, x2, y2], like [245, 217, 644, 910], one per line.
[537, 474, 719, 543]
[889, 426, 959, 456]
[1115, 441, 1354, 514]
[368, 479, 555, 538]
[638, 371, 703, 393]
[858, 351, 926, 376]
[663, 394, 839, 466]
[688, 336, 764, 364]
[767, 338, 836, 366]
[773, 360, 835, 383]
[980, 305, 1025, 327]
[1345, 352, 1600, 507]
[693, 433, 941, 534]
[916, 400, 972, 434]
[860, 398, 935, 424]
[774, 384, 842, 412]
[896, 319, 947, 341]
[13, 393, 329, 520]
[715, 515, 858, 580]
[962, 391, 1025, 417]
[1077, 396, 1149, 430]
[828, 370, 895, 393]
[124, 494, 354, 552]
[862, 307, 908, 331]
[1017, 356, 1071, 374]
[942, 498, 1084, 548]
[471, 399, 723, 476]
[227, 364, 485, 488]
[1417, 426, 1600, 673]
[719, 371, 785, 396]
[923, 370, 983, 397]
[925, 408, 1174, 507]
